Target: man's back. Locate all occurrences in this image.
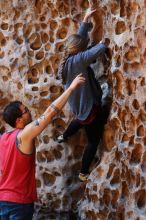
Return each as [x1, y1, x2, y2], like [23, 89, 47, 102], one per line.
[0, 129, 37, 203]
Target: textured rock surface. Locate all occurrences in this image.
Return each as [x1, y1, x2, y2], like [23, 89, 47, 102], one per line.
[0, 0, 145, 219]
[78, 1, 146, 220]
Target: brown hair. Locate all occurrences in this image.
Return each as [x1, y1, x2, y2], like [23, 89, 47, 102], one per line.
[58, 34, 88, 84]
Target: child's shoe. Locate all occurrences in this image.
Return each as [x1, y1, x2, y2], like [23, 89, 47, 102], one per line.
[55, 134, 65, 143]
[78, 173, 89, 182]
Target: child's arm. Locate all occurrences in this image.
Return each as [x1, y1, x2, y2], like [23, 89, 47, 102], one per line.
[77, 8, 96, 38]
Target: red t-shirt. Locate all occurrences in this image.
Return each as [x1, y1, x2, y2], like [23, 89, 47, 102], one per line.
[0, 129, 37, 203]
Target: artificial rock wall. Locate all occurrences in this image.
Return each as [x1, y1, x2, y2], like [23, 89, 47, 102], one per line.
[0, 0, 146, 219]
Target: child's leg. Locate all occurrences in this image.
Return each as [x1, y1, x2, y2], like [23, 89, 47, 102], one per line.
[63, 119, 83, 140]
[80, 113, 104, 174]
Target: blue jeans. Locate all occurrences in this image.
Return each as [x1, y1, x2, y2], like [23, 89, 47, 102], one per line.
[0, 201, 34, 220]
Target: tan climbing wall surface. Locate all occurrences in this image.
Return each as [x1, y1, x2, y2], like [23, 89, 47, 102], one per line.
[0, 0, 146, 219]
[78, 0, 146, 220]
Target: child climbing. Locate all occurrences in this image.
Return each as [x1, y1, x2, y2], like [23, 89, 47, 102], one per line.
[57, 2, 108, 182]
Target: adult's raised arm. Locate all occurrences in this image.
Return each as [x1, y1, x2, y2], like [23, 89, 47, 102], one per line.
[17, 74, 85, 154]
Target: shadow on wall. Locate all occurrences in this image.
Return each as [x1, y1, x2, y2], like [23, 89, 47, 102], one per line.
[89, 0, 113, 120]
[92, 48, 113, 160]
[88, 1, 113, 156]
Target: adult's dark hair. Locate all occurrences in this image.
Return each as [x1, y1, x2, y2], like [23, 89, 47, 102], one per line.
[3, 101, 23, 128]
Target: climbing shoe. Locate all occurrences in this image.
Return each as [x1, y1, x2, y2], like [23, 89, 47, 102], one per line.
[55, 134, 65, 143]
[78, 173, 89, 182]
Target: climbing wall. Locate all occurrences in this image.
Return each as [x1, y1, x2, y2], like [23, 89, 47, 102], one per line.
[0, 0, 146, 219]
[78, 0, 146, 220]
[0, 1, 91, 219]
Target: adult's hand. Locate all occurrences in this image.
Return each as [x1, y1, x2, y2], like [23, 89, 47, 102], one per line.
[69, 74, 85, 90]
